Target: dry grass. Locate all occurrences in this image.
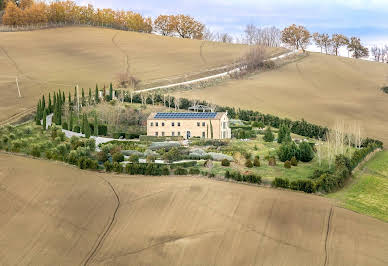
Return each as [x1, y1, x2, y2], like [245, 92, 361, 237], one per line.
[1, 153, 387, 265]
[173, 53, 388, 144]
[0, 26, 253, 123]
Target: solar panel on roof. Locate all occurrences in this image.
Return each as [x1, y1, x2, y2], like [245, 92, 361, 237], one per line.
[154, 112, 217, 119]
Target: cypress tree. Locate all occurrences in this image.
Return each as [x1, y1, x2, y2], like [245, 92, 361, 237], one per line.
[95, 84, 99, 104]
[69, 111, 73, 131]
[53, 93, 57, 113]
[62, 91, 65, 103]
[48, 93, 52, 113]
[210, 120, 214, 139]
[84, 114, 91, 138]
[81, 113, 85, 134]
[36, 100, 41, 124]
[88, 88, 92, 105]
[94, 113, 98, 136]
[73, 86, 77, 104]
[68, 92, 72, 111]
[42, 95, 46, 110]
[109, 83, 113, 100]
[81, 88, 85, 106]
[42, 109, 47, 130]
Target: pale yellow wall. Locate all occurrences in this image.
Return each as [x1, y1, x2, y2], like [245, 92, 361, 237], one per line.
[147, 113, 231, 139]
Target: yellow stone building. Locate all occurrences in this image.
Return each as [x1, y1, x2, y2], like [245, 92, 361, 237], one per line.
[147, 112, 231, 139]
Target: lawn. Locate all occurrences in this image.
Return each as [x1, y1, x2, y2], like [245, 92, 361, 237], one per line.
[328, 150, 388, 222]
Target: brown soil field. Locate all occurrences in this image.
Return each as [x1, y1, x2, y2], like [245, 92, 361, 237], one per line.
[1, 153, 387, 265]
[0, 26, 251, 123]
[173, 53, 388, 144]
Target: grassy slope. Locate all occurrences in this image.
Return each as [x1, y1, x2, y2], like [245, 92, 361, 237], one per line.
[0, 26, 251, 122]
[328, 150, 388, 222]
[173, 53, 388, 144]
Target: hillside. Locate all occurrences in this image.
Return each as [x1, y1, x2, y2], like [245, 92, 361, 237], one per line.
[0, 153, 387, 265]
[173, 53, 388, 144]
[0, 26, 251, 123]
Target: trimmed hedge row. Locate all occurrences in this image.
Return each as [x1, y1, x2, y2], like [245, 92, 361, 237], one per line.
[272, 144, 380, 194]
[224, 170, 262, 184]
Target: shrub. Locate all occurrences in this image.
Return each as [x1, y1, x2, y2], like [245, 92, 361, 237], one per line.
[113, 162, 123, 173]
[284, 160, 291, 168]
[263, 127, 275, 142]
[77, 156, 97, 170]
[253, 157, 260, 167]
[224, 170, 231, 179]
[169, 161, 197, 169]
[174, 167, 188, 175]
[113, 132, 126, 139]
[11, 140, 23, 152]
[272, 177, 290, 188]
[30, 144, 41, 157]
[268, 156, 276, 166]
[73, 125, 81, 133]
[245, 159, 253, 168]
[23, 127, 33, 135]
[162, 147, 184, 162]
[62, 121, 68, 130]
[129, 154, 139, 163]
[298, 142, 314, 162]
[189, 168, 200, 175]
[97, 151, 109, 163]
[290, 156, 298, 166]
[70, 136, 81, 150]
[146, 154, 156, 163]
[290, 179, 316, 193]
[112, 152, 124, 163]
[277, 124, 291, 144]
[85, 138, 96, 150]
[104, 161, 113, 172]
[98, 124, 108, 136]
[221, 159, 230, 166]
[277, 142, 299, 162]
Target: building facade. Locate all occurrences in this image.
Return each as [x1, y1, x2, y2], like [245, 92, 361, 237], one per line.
[147, 112, 231, 139]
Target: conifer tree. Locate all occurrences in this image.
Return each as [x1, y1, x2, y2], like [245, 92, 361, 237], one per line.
[69, 111, 73, 131]
[42, 95, 46, 110]
[53, 93, 57, 113]
[88, 88, 92, 105]
[94, 113, 98, 136]
[62, 91, 65, 103]
[95, 84, 99, 104]
[68, 92, 72, 111]
[109, 83, 113, 101]
[81, 88, 85, 106]
[84, 114, 91, 138]
[42, 109, 47, 130]
[48, 93, 52, 113]
[74, 86, 77, 104]
[81, 113, 86, 134]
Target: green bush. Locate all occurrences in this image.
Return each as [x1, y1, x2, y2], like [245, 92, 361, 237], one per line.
[77, 156, 98, 170]
[277, 124, 291, 144]
[221, 159, 230, 166]
[284, 160, 291, 168]
[113, 132, 126, 139]
[129, 154, 139, 163]
[290, 156, 298, 166]
[272, 177, 290, 188]
[263, 127, 274, 142]
[73, 125, 81, 133]
[245, 159, 253, 168]
[174, 167, 188, 175]
[268, 156, 276, 166]
[112, 152, 124, 163]
[113, 162, 123, 173]
[277, 142, 299, 162]
[290, 179, 316, 193]
[85, 138, 96, 150]
[189, 168, 200, 175]
[298, 142, 314, 162]
[104, 161, 113, 172]
[162, 147, 185, 162]
[30, 144, 41, 157]
[97, 151, 108, 163]
[253, 157, 260, 167]
[98, 124, 108, 136]
[62, 121, 68, 130]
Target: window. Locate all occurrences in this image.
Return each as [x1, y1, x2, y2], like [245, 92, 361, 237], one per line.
[172, 132, 175, 136]
[202, 132, 205, 138]
[150, 122, 153, 126]
[202, 122, 205, 126]
[162, 122, 165, 126]
[178, 122, 181, 126]
[172, 122, 175, 127]
[178, 132, 181, 136]
[156, 122, 159, 126]
[155, 132, 158, 136]
[197, 122, 200, 127]
[162, 132, 165, 136]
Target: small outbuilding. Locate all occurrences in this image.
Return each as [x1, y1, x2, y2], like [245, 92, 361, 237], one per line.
[147, 112, 231, 139]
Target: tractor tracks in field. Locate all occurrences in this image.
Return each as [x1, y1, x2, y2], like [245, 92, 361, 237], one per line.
[82, 176, 121, 266]
[323, 207, 333, 266]
[112, 32, 130, 74]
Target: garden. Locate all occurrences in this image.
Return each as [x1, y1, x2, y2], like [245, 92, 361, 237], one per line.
[0, 86, 382, 195]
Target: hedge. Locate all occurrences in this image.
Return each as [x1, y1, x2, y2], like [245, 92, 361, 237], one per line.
[125, 163, 170, 176]
[272, 177, 290, 188]
[225, 170, 261, 184]
[169, 161, 197, 169]
[139, 135, 184, 142]
[98, 124, 108, 136]
[290, 179, 316, 193]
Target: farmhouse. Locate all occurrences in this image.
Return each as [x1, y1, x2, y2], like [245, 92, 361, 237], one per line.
[147, 112, 231, 139]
